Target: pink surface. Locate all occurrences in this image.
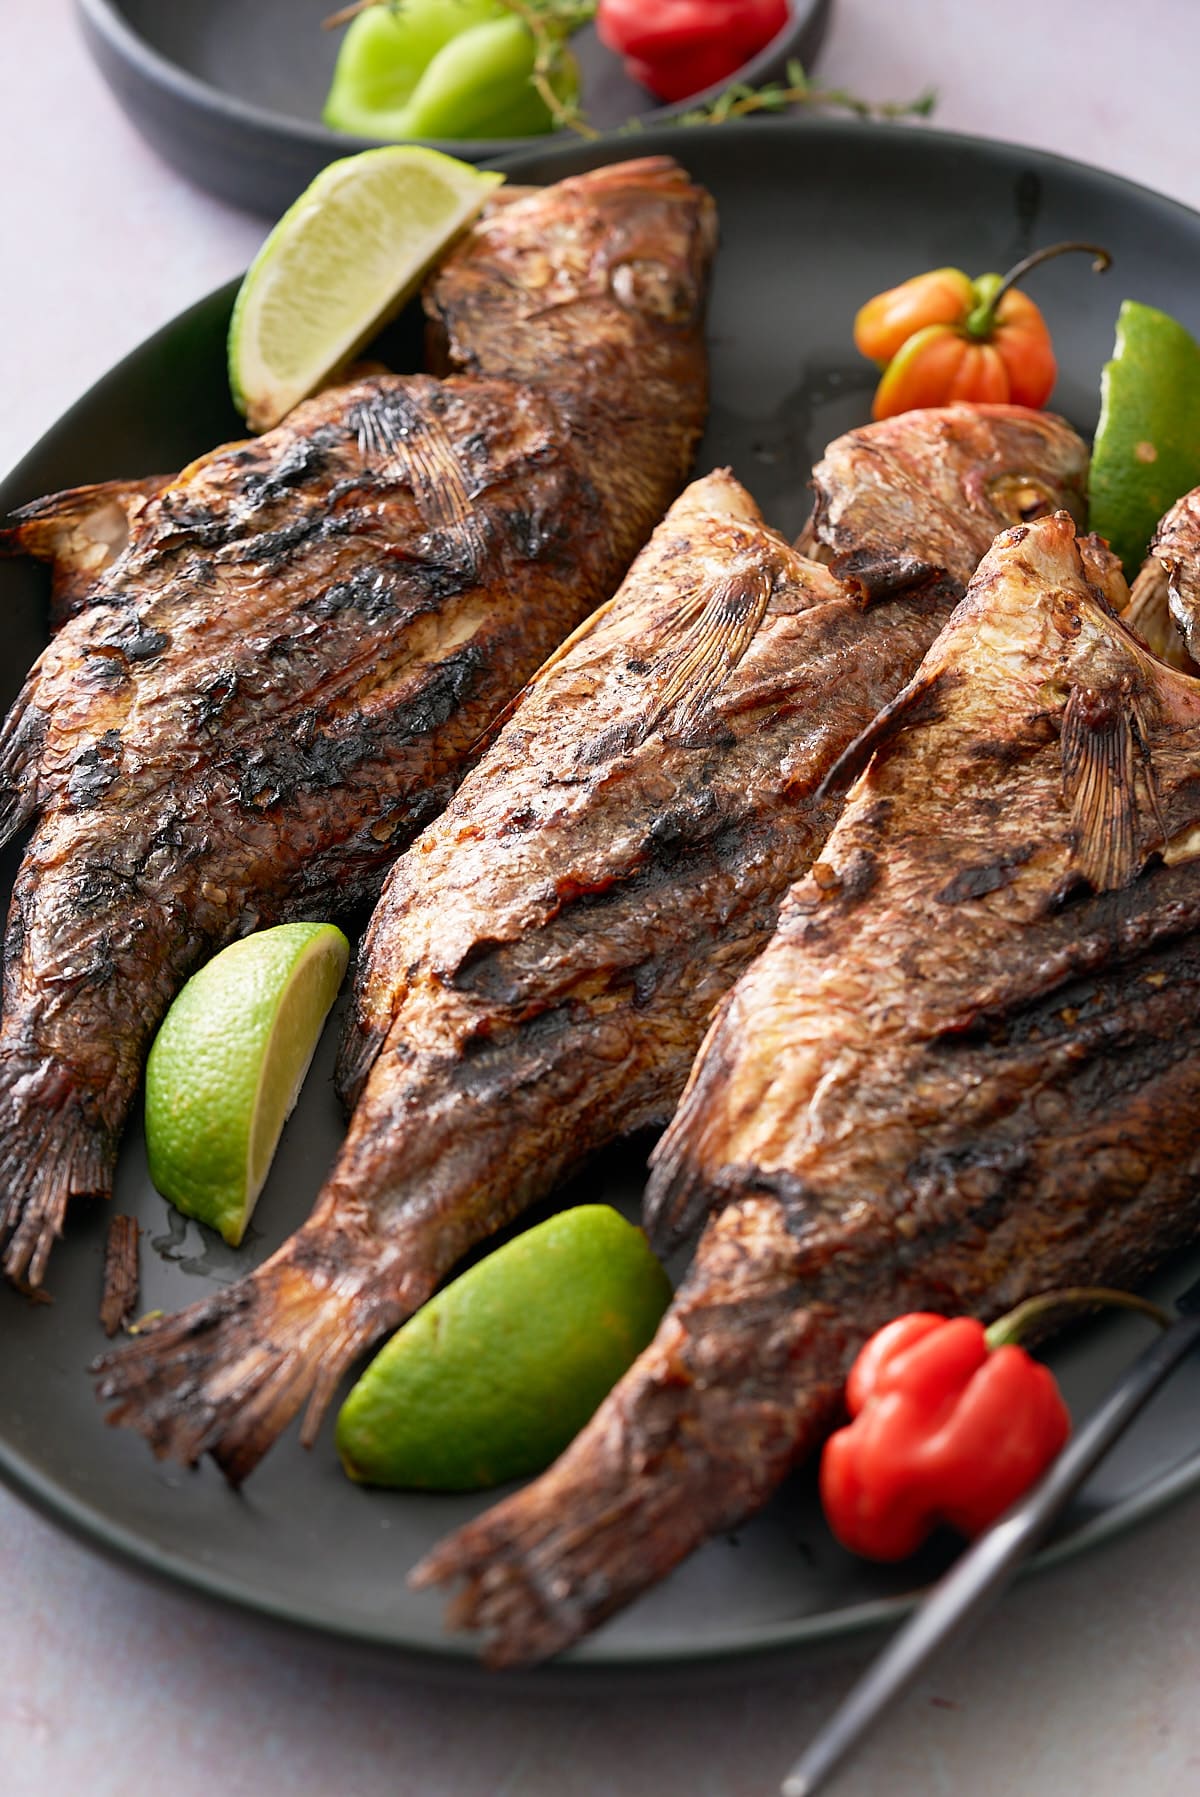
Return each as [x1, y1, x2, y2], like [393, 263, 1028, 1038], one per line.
[4, 2, 1200, 1793]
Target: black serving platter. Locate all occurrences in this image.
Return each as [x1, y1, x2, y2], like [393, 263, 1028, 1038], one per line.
[76, 0, 833, 217]
[4, 121, 1200, 1684]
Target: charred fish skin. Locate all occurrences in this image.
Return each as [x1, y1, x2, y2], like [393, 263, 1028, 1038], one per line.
[0, 157, 717, 1288]
[91, 408, 1093, 1483]
[414, 511, 1200, 1665]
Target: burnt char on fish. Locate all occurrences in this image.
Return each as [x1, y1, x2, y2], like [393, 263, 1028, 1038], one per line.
[92, 408, 1090, 1483]
[0, 157, 716, 1286]
[413, 509, 1200, 1665]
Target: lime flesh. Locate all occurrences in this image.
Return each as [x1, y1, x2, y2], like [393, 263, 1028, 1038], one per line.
[1088, 299, 1200, 577]
[335, 1205, 672, 1490]
[228, 145, 504, 432]
[145, 922, 350, 1246]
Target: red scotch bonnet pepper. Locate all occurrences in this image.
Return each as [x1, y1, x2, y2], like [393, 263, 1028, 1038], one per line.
[819, 1312, 1070, 1561]
[596, 0, 788, 105]
[820, 1289, 1171, 1560]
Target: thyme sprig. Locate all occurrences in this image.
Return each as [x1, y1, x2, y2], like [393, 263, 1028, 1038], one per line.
[672, 60, 937, 128]
[322, 3, 936, 138]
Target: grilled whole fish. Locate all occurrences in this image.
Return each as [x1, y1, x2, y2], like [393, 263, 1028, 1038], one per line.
[414, 509, 1200, 1664]
[93, 407, 1090, 1482]
[0, 157, 716, 1286]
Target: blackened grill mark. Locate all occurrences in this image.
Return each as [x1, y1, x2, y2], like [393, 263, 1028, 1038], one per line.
[92, 606, 169, 664]
[67, 858, 139, 915]
[390, 531, 482, 600]
[449, 811, 754, 1004]
[504, 505, 571, 563]
[193, 669, 240, 731]
[303, 568, 403, 625]
[231, 645, 487, 811]
[934, 843, 1035, 906]
[447, 1004, 587, 1100]
[238, 431, 336, 502]
[68, 731, 123, 809]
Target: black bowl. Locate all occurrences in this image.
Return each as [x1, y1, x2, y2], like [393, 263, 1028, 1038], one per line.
[76, 0, 834, 218]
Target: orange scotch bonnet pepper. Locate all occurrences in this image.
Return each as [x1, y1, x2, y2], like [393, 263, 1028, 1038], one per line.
[855, 241, 1112, 421]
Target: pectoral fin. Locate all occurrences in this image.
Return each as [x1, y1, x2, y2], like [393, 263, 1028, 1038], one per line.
[350, 389, 487, 572]
[1062, 681, 1164, 891]
[642, 561, 779, 741]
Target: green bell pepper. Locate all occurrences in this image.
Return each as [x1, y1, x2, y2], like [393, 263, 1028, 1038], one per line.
[324, 1, 579, 141]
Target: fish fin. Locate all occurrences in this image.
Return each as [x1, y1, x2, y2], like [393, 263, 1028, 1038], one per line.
[349, 388, 487, 574]
[1061, 682, 1164, 892]
[815, 666, 954, 803]
[639, 561, 777, 742]
[0, 1051, 115, 1286]
[333, 1009, 389, 1112]
[2, 476, 170, 627]
[0, 684, 47, 848]
[827, 544, 945, 602]
[93, 1234, 407, 1483]
[1122, 553, 1199, 671]
[464, 552, 776, 762]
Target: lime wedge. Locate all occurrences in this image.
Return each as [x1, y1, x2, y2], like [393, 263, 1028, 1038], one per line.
[145, 922, 350, 1246]
[228, 146, 505, 432]
[335, 1205, 672, 1490]
[1089, 299, 1200, 576]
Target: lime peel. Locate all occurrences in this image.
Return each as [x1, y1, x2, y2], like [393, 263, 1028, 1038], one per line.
[228, 146, 505, 433]
[145, 922, 350, 1246]
[335, 1204, 672, 1490]
[1088, 298, 1200, 578]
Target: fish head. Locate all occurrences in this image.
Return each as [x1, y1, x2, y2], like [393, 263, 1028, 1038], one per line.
[425, 157, 718, 385]
[807, 404, 1093, 602]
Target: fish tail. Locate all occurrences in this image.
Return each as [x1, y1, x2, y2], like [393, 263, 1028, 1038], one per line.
[0, 1050, 114, 1286]
[92, 1230, 409, 1483]
[410, 1301, 849, 1666]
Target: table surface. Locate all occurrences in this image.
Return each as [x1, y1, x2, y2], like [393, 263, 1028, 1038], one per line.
[5, 3, 1200, 1794]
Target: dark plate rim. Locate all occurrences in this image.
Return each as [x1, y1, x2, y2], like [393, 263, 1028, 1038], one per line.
[2, 1402, 1198, 1672]
[4, 115, 1200, 1673]
[75, 0, 830, 164]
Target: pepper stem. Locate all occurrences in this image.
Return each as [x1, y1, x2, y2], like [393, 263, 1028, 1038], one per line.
[985, 1285, 1172, 1349]
[965, 240, 1112, 340]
